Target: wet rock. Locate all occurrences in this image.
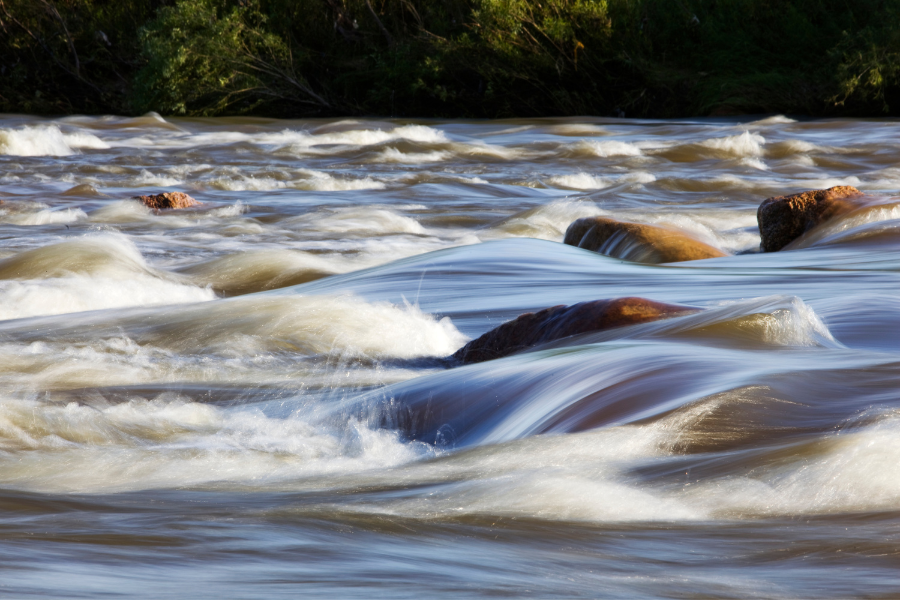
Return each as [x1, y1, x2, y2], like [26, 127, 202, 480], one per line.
[757, 186, 864, 252]
[134, 192, 198, 210]
[563, 216, 728, 263]
[452, 297, 697, 364]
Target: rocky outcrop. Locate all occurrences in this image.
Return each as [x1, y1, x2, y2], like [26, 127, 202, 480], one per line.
[563, 216, 728, 263]
[452, 297, 698, 364]
[757, 186, 865, 252]
[134, 192, 199, 210]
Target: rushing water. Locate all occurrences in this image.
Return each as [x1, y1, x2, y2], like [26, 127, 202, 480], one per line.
[2, 113, 900, 598]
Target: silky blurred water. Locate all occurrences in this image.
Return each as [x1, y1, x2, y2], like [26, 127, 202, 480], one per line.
[2, 113, 900, 598]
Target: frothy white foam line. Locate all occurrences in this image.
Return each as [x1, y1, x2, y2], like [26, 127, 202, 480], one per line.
[371, 148, 451, 164]
[0, 207, 87, 226]
[286, 207, 427, 235]
[697, 131, 766, 157]
[546, 173, 610, 190]
[572, 139, 643, 157]
[0, 125, 75, 156]
[62, 132, 110, 150]
[0, 277, 215, 321]
[0, 396, 437, 493]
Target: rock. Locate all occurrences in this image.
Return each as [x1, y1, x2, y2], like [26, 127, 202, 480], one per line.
[563, 216, 727, 263]
[452, 297, 698, 364]
[756, 186, 865, 252]
[134, 192, 198, 210]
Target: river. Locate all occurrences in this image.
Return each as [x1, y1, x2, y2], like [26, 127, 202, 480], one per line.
[1, 113, 900, 598]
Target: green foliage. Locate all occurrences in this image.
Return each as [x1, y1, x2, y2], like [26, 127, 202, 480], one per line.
[0, 0, 168, 113]
[831, 18, 900, 114]
[3, 0, 900, 117]
[133, 0, 325, 115]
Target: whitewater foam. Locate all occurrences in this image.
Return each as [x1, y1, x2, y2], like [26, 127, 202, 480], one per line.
[0, 395, 436, 493]
[569, 139, 643, 158]
[0, 276, 215, 321]
[0, 125, 75, 156]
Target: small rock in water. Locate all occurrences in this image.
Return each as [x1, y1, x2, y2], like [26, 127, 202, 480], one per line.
[563, 216, 727, 263]
[757, 186, 864, 252]
[134, 192, 198, 210]
[452, 297, 698, 364]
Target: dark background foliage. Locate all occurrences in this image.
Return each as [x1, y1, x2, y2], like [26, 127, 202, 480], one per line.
[1, 0, 899, 118]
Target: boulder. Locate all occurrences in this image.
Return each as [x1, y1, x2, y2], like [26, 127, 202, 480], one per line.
[757, 186, 864, 252]
[452, 297, 698, 364]
[134, 192, 198, 210]
[563, 216, 727, 263]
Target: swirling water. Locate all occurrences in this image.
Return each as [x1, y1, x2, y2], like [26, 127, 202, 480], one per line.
[2, 114, 900, 598]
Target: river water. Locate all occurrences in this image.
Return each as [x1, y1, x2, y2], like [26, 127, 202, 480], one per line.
[1, 113, 900, 598]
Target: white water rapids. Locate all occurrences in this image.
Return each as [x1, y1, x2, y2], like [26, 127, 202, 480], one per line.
[2, 113, 900, 598]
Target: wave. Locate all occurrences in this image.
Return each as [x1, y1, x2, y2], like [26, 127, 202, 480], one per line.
[0, 394, 436, 493]
[0, 125, 75, 157]
[0, 276, 215, 321]
[0, 204, 87, 225]
[284, 206, 427, 236]
[564, 139, 643, 158]
[178, 249, 358, 295]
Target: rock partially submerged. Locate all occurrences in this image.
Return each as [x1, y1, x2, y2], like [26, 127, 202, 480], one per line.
[452, 297, 698, 364]
[757, 185, 865, 252]
[563, 216, 727, 263]
[134, 192, 199, 210]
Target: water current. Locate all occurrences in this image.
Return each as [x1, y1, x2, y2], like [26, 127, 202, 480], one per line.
[2, 113, 900, 598]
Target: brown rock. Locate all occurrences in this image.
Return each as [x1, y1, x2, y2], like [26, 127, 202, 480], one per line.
[757, 186, 864, 252]
[134, 192, 199, 210]
[563, 216, 728, 263]
[452, 297, 698, 364]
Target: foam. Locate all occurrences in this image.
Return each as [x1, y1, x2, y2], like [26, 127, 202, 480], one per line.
[88, 200, 153, 223]
[328, 425, 701, 522]
[616, 210, 759, 254]
[63, 132, 110, 150]
[129, 169, 185, 187]
[151, 294, 468, 359]
[619, 171, 657, 184]
[690, 414, 900, 516]
[546, 173, 610, 190]
[0, 276, 215, 321]
[0, 396, 436, 493]
[371, 148, 451, 163]
[306, 124, 448, 147]
[147, 124, 452, 153]
[656, 295, 838, 348]
[696, 131, 765, 158]
[287, 207, 427, 236]
[569, 139, 643, 157]
[484, 199, 605, 241]
[740, 157, 769, 170]
[0, 233, 160, 280]
[789, 202, 900, 249]
[0, 125, 74, 156]
[746, 115, 798, 126]
[765, 139, 823, 158]
[0, 207, 87, 226]
[293, 171, 385, 191]
[180, 248, 366, 294]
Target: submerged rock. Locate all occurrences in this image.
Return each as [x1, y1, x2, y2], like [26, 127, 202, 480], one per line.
[452, 297, 697, 364]
[563, 216, 727, 263]
[134, 192, 198, 210]
[757, 185, 864, 252]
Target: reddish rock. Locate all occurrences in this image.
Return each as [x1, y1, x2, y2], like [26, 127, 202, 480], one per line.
[757, 186, 865, 252]
[563, 216, 727, 263]
[452, 297, 698, 364]
[134, 192, 199, 210]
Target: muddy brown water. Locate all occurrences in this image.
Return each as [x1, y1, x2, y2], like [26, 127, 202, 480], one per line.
[2, 114, 900, 598]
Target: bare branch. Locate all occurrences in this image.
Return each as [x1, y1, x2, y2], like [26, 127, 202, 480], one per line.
[364, 0, 393, 45]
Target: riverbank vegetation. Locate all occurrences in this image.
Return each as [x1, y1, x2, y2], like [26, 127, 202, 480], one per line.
[2, 0, 900, 118]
